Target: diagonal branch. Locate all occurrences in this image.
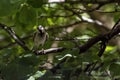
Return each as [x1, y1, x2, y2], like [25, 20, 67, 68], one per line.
[79, 19, 120, 53]
[0, 24, 30, 51]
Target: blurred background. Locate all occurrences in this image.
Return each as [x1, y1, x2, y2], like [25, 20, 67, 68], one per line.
[0, 0, 120, 80]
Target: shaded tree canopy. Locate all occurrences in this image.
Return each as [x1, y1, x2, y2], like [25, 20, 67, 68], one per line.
[0, 0, 120, 80]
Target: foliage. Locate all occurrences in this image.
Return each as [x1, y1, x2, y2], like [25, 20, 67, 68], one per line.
[0, 0, 120, 80]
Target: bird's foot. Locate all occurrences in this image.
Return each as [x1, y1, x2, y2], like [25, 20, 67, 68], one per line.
[41, 48, 45, 54]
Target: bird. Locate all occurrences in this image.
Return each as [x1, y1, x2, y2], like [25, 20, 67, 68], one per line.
[32, 25, 48, 52]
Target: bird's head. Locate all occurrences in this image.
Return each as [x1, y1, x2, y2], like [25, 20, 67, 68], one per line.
[37, 25, 45, 34]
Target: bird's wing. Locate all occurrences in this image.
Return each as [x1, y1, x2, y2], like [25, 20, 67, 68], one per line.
[33, 32, 37, 41]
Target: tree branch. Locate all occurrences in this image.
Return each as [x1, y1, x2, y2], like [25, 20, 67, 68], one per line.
[0, 18, 120, 55]
[47, 0, 119, 4]
[33, 47, 66, 55]
[79, 19, 120, 53]
[35, 18, 120, 55]
[0, 24, 30, 51]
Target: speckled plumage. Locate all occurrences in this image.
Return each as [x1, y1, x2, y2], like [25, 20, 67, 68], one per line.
[32, 26, 48, 51]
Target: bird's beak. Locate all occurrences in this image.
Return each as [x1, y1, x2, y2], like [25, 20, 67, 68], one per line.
[37, 25, 45, 34]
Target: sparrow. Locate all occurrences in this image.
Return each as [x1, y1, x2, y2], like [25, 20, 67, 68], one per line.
[32, 25, 48, 51]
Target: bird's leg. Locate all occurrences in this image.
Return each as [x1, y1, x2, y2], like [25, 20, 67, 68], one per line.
[41, 48, 44, 53]
[41, 44, 45, 54]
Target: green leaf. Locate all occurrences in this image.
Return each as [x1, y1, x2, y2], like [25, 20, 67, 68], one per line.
[109, 62, 120, 77]
[80, 53, 100, 62]
[1, 61, 34, 80]
[37, 71, 61, 80]
[101, 4, 116, 12]
[114, 13, 120, 22]
[18, 5, 36, 26]
[78, 73, 90, 80]
[100, 60, 111, 72]
[0, 0, 24, 17]
[27, 0, 48, 8]
[105, 46, 115, 52]
[0, 16, 15, 26]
